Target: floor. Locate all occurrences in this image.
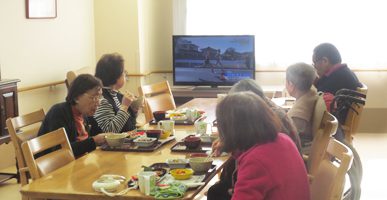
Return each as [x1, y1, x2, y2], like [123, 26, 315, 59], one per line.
[1, 133, 386, 200]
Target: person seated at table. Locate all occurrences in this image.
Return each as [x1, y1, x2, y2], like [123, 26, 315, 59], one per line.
[286, 62, 318, 154]
[215, 92, 310, 200]
[38, 74, 107, 157]
[312, 43, 361, 109]
[92, 53, 140, 133]
[207, 79, 302, 200]
[228, 78, 301, 150]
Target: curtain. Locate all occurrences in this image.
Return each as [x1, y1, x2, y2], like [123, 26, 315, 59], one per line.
[175, 0, 387, 69]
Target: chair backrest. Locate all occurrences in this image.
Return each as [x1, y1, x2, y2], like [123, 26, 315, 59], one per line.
[6, 109, 46, 185]
[311, 92, 326, 136]
[307, 111, 338, 175]
[342, 83, 367, 143]
[310, 138, 354, 200]
[21, 128, 75, 180]
[138, 81, 176, 122]
[65, 66, 95, 88]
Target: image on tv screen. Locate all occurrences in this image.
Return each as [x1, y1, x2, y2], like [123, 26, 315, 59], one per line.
[173, 35, 255, 86]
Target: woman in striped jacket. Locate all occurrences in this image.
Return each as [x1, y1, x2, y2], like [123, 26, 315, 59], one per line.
[91, 53, 139, 134]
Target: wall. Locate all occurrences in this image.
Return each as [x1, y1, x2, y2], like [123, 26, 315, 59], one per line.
[0, 0, 95, 169]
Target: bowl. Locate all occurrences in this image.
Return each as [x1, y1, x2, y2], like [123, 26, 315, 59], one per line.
[199, 134, 218, 143]
[105, 133, 127, 147]
[184, 135, 201, 149]
[189, 157, 213, 173]
[145, 129, 162, 140]
[153, 111, 166, 122]
[160, 130, 171, 139]
[170, 168, 194, 180]
[166, 158, 189, 169]
[133, 137, 157, 147]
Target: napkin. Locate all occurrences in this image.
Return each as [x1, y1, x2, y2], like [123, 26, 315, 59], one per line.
[152, 182, 187, 199]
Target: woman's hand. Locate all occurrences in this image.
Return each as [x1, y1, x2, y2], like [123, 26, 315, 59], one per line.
[212, 138, 223, 156]
[92, 133, 108, 145]
[121, 93, 135, 108]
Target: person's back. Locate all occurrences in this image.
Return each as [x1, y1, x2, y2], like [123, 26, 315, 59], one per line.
[233, 133, 310, 200]
[286, 63, 318, 154]
[312, 43, 361, 95]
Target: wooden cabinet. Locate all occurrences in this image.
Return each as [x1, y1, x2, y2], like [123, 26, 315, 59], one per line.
[0, 79, 20, 145]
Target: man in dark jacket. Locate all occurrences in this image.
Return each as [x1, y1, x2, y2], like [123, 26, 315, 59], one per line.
[313, 43, 361, 95]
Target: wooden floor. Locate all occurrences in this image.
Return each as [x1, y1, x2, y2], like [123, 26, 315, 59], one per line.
[1, 133, 386, 200]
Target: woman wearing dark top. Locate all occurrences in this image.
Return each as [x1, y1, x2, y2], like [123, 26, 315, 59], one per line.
[38, 74, 107, 157]
[92, 53, 139, 133]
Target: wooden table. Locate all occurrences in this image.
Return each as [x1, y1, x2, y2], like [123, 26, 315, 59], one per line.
[21, 98, 226, 200]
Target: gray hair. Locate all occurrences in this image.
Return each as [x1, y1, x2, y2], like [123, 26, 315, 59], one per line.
[286, 62, 316, 92]
[228, 79, 264, 98]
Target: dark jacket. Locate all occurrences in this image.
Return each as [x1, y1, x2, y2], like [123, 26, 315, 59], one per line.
[315, 64, 361, 95]
[38, 102, 98, 157]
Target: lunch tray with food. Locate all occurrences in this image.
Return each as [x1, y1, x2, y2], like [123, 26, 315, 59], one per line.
[170, 141, 212, 153]
[149, 162, 217, 189]
[101, 136, 176, 152]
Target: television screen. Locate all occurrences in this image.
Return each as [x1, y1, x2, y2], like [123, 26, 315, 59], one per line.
[173, 35, 255, 87]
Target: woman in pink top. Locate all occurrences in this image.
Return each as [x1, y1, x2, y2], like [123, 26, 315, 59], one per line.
[216, 92, 310, 200]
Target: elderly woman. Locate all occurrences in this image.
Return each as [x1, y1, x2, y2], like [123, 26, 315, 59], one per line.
[216, 92, 310, 200]
[286, 63, 318, 154]
[208, 79, 302, 200]
[38, 74, 107, 157]
[92, 53, 139, 133]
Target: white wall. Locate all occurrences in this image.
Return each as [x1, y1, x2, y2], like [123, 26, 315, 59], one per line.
[0, 0, 95, 169]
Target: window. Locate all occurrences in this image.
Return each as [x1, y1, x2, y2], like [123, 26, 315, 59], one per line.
[175, 0, 387, 69]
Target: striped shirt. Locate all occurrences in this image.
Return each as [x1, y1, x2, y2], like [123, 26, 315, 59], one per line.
[93, 89, 133, 133]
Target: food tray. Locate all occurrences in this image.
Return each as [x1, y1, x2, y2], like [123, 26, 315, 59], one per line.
[101, 136, 175, 152]
[150, 163, 217, 189]
[149, 117, 198, 125]
[170, 141, 212, 153]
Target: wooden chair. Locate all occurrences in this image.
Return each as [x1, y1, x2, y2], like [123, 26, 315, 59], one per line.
[138, 81, 176, 122]
[65, 66, 95, 88]
[21, 128, 75, 180]
[341, 83, 367, 144]
[305, 93, 339, 176]
[6, 109, 45, 187]
[310, 138, 354, 200]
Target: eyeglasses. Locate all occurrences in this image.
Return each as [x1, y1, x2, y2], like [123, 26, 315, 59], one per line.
[84, 93, 103, 102]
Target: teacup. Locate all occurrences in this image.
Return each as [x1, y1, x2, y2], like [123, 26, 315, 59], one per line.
[194, 121, 212, 135]
[138, 171, 156, 195]
[157, 120, 175, 138]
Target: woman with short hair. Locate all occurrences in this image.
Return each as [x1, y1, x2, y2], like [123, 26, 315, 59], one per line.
[38, 74, 107, 157]
[286, 62, 319, 154]
[92, 53, 140, 134]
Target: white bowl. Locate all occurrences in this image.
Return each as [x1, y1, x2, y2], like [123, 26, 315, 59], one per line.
[105, 133, 127, 147]
[199, 134, 218, 143]
[166, 158, 189, 169]
[189, 157, 213, 173]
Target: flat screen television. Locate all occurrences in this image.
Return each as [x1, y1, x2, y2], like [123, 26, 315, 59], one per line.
[173, 35, 255, 87]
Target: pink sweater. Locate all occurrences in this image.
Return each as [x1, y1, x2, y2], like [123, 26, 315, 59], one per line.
[232, 133, 310, 200]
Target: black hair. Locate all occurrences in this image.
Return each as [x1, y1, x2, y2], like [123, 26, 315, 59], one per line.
[313, 43, 342, 64]
[95, 53, 124, 86]
[66, 74, 102, 105]
[216, 92, 281, 152]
